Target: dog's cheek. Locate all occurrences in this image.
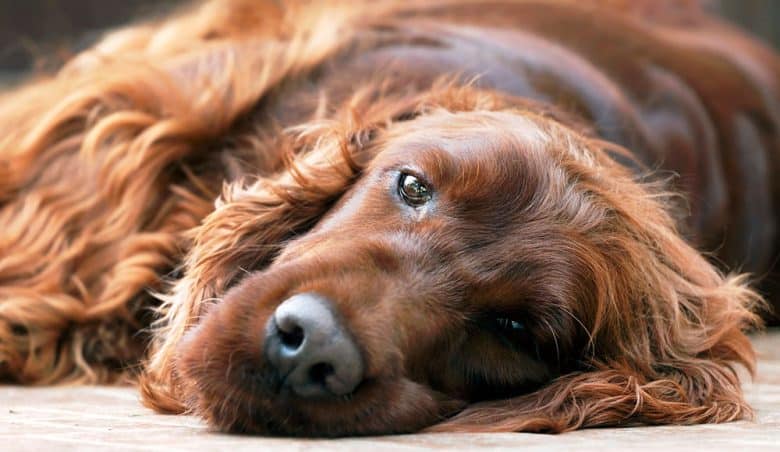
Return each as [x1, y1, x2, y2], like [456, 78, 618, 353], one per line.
[174, 320, 230, 403]
[174, 321, 269, 433]
[376, 379, 466, 434]
[174, 323, 224, 422]
[174, 302, 253, 385]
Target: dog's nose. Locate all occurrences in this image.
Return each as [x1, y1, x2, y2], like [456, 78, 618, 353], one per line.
[265, 293, 364, 398]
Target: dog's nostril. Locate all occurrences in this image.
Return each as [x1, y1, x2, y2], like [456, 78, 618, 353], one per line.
[308, 362, 335, 385]
[278, 324, 304, 350]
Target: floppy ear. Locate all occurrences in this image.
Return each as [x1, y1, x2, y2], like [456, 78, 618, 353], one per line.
[429, 139, 763, 433]
[429, 359, 752, 433]
[0, 21, 277, 385]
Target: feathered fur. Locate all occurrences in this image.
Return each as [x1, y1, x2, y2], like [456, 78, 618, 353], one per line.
[1, 0, 777, 437]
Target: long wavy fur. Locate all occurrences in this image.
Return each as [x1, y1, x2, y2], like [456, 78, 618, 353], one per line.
[0, 0, 767, 434]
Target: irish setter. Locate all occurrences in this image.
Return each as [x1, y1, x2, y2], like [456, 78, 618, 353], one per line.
[1, 0, 778, 437]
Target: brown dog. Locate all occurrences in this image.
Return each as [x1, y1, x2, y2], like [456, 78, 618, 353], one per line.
[0, 0, 778, 437]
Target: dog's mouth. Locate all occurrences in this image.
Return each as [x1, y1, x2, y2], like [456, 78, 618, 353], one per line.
[177, 328, 463, 436]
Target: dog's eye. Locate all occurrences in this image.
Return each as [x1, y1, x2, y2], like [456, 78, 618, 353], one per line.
[492, 316, 533, 346]
[398, 173, 432, 206]
[495, 317, 526, 332]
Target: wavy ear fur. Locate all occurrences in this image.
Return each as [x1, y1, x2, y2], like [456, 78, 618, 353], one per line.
[0, 0, 366, 384]
[428, 137, 763, 432]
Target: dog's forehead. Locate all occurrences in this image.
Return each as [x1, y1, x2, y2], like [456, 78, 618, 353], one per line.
[382, 111, 550, 161]
[372, 110, 554, 181]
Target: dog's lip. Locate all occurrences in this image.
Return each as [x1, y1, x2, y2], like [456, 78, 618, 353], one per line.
[236, 377, 455, 436]
[272, 376, 372, 402]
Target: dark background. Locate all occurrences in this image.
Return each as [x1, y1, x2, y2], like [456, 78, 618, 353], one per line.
[0, 0, 778, 85]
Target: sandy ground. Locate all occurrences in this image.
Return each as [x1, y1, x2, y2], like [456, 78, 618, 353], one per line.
[1, 331, 778, 451]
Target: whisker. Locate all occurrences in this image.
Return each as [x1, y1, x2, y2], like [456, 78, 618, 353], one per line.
[540, 318, 561, 365]
[559, 306, 595, 358]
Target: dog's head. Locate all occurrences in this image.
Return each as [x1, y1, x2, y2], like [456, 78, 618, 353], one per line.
[161, 91, 760, 436]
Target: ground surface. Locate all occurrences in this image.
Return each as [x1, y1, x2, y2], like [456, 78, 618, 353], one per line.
[1, 331, 778, 451]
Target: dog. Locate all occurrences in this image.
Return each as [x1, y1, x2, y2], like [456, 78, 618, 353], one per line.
[0, 0, 778, 437]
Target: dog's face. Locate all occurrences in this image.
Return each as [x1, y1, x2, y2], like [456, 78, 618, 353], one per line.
[175, 109, 619, 436]
[171, 102, 762, 436]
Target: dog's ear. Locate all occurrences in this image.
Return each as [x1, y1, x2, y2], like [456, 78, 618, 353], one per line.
[429, 353, 753, 433]
[429, 138, 764, 433]
[431, 274, 760, 433]
[0, 4, 293, 385]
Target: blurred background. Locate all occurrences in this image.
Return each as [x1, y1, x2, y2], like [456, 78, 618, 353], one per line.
[0, 0, 778, 86]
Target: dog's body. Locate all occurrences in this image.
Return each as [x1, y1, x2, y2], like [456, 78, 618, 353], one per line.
[1, 0, 778, 436]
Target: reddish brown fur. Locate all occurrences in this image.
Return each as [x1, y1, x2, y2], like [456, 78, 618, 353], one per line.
[0, 0, 778, 437]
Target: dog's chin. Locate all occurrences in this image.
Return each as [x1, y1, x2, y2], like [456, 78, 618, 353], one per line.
[251, 385, 461, 436]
